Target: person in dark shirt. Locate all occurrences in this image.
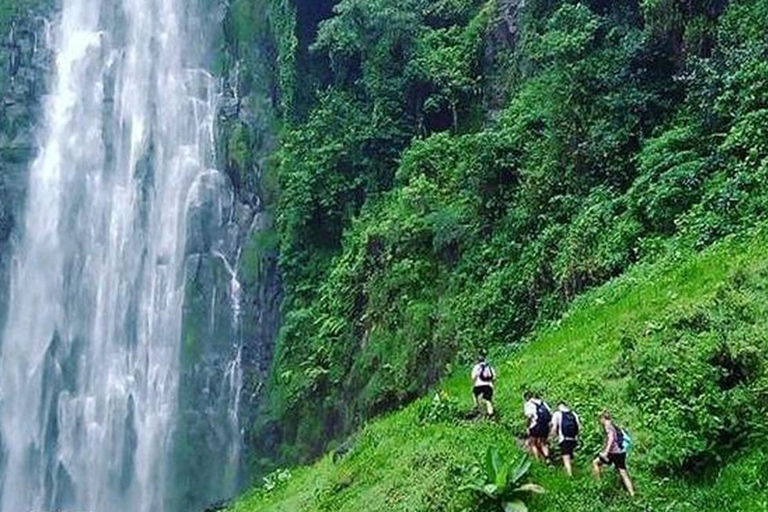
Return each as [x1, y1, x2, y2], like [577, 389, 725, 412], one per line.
[593, 411, 635, 496]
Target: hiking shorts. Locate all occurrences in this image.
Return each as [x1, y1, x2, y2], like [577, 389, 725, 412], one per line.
[473, 385, 493, 401]
[528, 422, 549, 440]
[560, 440, 577, 457]
[598, 452, 627, 470]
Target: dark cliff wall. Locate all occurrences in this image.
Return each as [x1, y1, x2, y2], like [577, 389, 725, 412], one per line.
[173, 0, 284, 507]
[0, 4, 52, 333]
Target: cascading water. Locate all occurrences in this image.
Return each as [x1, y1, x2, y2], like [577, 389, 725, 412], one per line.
[0, 0, 243, 510]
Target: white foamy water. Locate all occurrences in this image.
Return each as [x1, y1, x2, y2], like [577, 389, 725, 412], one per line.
[0, 1, 241, 510]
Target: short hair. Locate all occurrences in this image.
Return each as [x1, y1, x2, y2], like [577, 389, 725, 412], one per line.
[600, 411, 612, 421]
[523, 390, 533, 400]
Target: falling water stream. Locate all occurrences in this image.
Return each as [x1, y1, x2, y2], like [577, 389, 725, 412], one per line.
[0, 0, 242, 510]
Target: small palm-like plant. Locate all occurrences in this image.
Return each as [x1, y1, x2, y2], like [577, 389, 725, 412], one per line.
[461, 447, 544, 512]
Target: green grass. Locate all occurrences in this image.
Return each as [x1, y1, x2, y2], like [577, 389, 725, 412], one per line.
[232, 228, 768, 512]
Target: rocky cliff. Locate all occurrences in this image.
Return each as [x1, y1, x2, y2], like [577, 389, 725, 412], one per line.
[172, 1, 283, 507]
[0, 7, 51, 332]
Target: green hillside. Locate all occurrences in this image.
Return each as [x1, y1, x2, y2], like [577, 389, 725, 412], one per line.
[232, 227, 768, 511]
[215, 0, 768, 508]
[236, 0, 768, 469]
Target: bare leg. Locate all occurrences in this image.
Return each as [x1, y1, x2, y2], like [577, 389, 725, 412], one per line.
[619, 469, 635, 496]
[592, 458, 602, 478]
[485, 400, 494, 416]
[533, 440, 542, 460]
[526, 438, 540, 460]
[541, 441, 550, 460]
[563, 455, 573, 476]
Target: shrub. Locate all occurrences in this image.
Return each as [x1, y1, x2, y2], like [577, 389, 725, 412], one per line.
[461, 448, 544, 512]
[416, 390, 465, 424]
[624, 276, 768, 475]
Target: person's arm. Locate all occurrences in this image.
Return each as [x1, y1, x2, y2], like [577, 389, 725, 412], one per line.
[550, 412, 559, 438]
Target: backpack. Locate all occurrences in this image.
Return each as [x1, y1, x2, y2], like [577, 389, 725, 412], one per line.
[560, 411, 579, 439]
[535, 401, 552, 427]
[615, 426, 633, 452]
[479, 363, 494, 383]
[621, 429, 633, 452]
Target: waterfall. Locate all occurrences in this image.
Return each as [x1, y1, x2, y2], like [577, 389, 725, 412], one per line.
[0, 0, 242, 511]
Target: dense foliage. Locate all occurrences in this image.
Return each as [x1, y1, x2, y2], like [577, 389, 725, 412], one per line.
[233, 230, 768, 511]
[234, 0, 768, 467]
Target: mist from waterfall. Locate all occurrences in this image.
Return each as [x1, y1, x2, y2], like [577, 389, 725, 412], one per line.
[0, 0, 242, 510]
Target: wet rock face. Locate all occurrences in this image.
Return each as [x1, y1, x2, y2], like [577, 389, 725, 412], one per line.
[497, 0, 526, 41]
[214, 0, 283, 443]
[483, 0, 526, 118]
[0, 12, 53, 331]
[174, 1, 283, 505]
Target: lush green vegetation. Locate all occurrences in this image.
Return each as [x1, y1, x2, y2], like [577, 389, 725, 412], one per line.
[237, 0, 768, 468]
[232, 226, 768, 511]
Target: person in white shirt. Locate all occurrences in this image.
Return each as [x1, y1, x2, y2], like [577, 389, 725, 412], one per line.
[550, 402, 581, 476]
[471, 354, 495, 417]
[523, 391, 551, 460]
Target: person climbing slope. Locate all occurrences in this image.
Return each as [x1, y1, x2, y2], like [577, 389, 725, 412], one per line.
[550, 402, 581, 476]
[471, 353, 496, 417]
[593, 411, 635, 496]
[523, 391, 551, 461]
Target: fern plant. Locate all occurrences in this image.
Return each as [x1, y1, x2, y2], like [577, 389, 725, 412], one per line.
[461, 448, 544, 512]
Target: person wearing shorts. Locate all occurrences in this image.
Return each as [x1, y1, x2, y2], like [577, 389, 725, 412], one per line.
[551, 402, 581, 476]
[598, 452, 627, 470]
[471, 354, 495, 417]
[523, 391, 551, 461]
[593, 411, 635, 496]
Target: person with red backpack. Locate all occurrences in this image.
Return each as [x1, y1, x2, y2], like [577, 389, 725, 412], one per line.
[550, 402, 581, 476]
[471, 353, 496, 417]
[523, 391, 551, 461]
[593, 411, 636, 496]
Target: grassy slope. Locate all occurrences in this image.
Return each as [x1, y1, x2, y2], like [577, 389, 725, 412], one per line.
[232, 229, 768, 512]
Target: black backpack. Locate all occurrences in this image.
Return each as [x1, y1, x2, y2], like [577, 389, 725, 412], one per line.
[560, 411, 579, 439]
[535, 401, 551, 426]
[479, 363, 494, 383]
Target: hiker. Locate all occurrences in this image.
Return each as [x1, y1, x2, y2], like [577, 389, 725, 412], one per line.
[550, 402, 581, 476]
[593, 411, 635, 496]
[471, 353, 496, 417]
[523, 391, 551, 460]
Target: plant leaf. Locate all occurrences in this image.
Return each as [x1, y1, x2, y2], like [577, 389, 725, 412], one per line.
[503, 500, 528, 512]
[510, 456, 531, 485]
[483, 483, 499, 497]
[516, 483, 545, 494]
[459, 483, 494, 498]
[496, 458, 510, 489]
[492, 448, 503, 477]
[485, 447, 497, 483]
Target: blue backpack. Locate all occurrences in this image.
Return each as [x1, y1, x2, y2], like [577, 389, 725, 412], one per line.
[616, 426, 633, 452]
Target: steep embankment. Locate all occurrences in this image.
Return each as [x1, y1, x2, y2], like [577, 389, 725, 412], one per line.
[232, 227, 768, 512]
[251, 0, 768, 467]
